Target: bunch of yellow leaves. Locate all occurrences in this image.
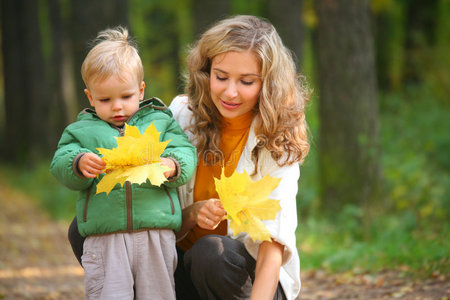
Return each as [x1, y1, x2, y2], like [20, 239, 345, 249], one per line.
[214, 168, 282, 242]
[96, 123, 172, 194]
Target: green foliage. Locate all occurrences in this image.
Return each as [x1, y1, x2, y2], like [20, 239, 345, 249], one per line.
[372, 0, 407, 90]
[298, 84, 450, 275]
[372, 0, 450, 100]
[298, 207, 449, 276]
[380, 86, 450, 222]
[424, 0, 450, 103]
[0, 162, 77, 221]
[231, 0, 265, 15]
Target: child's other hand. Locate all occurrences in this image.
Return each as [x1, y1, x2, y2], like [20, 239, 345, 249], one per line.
[160, 157, 176, 179]
[78, 153, 106, 178]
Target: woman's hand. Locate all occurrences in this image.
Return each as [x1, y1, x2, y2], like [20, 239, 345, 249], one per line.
[176, 198, 227, 239]
[78, 153, 105, 178]
[194, 199, 226, 230]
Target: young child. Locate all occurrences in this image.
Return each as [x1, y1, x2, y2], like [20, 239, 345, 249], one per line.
[50, 26, 196, 299]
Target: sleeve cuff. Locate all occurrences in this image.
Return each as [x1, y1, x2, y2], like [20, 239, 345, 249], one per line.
[72, 153, 87, 179]
[165, 157, 181, 182]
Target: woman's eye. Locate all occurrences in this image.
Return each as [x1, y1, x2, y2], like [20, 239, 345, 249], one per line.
[216, 75, 227, 81]
[241, 80, 253, 85]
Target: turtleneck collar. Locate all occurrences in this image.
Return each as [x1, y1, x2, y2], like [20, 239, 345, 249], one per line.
[222, 110, 254, 132]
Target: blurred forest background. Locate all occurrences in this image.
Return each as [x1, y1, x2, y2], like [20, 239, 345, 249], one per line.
[0, 0, 448, 276]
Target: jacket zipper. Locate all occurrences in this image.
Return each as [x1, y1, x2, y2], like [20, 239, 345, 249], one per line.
[126, 181, 133, 231]
[116, 127, 133, 231]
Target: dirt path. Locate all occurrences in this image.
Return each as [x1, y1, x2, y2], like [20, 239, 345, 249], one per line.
[0, 181, 448, 299]
[299, 269, 449, 299]
[0, 181, 84, 299]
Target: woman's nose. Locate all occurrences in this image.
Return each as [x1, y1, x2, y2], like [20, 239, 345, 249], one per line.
[224, 81, 238, 99]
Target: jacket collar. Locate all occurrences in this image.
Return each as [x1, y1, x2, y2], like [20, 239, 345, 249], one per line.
[79, 97, 168, 120]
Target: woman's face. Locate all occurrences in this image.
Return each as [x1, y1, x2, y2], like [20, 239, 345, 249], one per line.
[210, 51, 262, 119]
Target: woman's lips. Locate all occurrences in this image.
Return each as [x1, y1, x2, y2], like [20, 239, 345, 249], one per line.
[220, 99, 241, 110]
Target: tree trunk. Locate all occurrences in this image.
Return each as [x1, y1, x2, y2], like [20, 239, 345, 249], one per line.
[267, 0, 304, 67]
[314, 0, 381, 212]
[193, 0, 230, 38]
[1, 0, 24, 162]
[46, 0, 68, 152]
[1, 0, 50, 164]
[69, 0, 129, 112]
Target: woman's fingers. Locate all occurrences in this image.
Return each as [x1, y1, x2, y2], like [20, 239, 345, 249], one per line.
[213, 198, 224, 209]
[196, 199, 227, 230]
[206, 200, 226, 219]
[199, 214, 221, 230]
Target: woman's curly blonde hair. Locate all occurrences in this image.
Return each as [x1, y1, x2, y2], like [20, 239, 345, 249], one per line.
[185, 15, 310, 167]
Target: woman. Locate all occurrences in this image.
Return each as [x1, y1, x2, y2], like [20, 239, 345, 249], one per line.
[170, 15, 309, 300]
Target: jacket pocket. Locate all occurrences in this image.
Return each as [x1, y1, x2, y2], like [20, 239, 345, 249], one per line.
[163, 186, 175, 215]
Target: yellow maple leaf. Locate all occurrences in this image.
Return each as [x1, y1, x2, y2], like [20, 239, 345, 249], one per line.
[95, 123, 172, 194]
[214, 168, 282, 242]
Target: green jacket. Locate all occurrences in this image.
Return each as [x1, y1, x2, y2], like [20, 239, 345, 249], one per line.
[50, 98, 197, 237]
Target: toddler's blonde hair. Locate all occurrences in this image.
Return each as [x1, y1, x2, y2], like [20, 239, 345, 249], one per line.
[81, 26, 143, 87]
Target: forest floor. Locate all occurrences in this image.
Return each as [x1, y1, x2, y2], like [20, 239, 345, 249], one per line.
[0, 180, 449, 300]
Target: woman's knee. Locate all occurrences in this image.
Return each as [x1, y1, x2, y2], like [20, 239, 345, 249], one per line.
[185, 235, 255, 298]
[186, 235, 254, 277]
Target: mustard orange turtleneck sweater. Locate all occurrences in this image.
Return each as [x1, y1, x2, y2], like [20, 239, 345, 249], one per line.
[177, 111, 253, 251]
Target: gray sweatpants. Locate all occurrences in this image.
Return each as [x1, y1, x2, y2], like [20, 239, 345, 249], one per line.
[82, 229, 177, 300]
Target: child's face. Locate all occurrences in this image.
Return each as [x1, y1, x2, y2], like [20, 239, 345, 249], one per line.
[85, 73, 145, 127]
[209, 50, 262, 119]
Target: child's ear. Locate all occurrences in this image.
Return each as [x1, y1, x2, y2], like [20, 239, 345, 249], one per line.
[84, 89, 95, 107]
[139, 81, 146, 100]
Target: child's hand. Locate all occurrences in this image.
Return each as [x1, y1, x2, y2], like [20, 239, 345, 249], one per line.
[78, 153, 106, 178]
[160, 157, 176, 179]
